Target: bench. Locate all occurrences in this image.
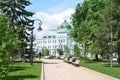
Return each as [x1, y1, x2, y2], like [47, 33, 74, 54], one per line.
[64, 58, 69, 62]
[72, 60, 80, 66]
[64, 58, 73, 63]
[68, 58, 73, 63]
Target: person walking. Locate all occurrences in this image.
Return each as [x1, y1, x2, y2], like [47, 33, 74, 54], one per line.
[39, 52, 41, 59]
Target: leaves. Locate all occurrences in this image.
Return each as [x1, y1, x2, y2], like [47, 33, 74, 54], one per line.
[0, 15, 19, 79]
[70, 0, 110, 58]
[57, 48, 63, 55]
[0, 0, 34, 57]
[64, 45, 69, 55]
[0, 0, 34, 78]
[73, 44, 80, 57]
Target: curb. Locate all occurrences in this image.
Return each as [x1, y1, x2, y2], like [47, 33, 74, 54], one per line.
[41, 61, 45, 80]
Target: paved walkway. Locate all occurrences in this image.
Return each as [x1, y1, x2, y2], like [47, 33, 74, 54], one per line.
[42, 59, 118, 80]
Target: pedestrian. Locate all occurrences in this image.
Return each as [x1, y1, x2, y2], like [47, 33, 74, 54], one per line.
[39, 52, 41, 59]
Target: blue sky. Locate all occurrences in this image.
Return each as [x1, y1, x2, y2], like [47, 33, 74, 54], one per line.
[27, 0, 84, 14]
[26, 0, 84, 37]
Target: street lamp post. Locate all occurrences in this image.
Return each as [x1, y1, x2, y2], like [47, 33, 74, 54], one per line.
[30, 19, 42, 66]
[110, 0, 113, 68]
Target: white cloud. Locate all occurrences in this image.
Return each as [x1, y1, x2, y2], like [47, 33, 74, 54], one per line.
[33, 8, 74, 38]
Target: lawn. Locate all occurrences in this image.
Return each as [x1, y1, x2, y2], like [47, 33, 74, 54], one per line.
[80, 60, 120, 79]
[7, 61, 42, 80]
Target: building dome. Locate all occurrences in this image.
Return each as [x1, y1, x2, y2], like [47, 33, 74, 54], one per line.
[60, 20, 71, 29]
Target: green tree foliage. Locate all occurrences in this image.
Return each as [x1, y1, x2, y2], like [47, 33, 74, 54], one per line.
[71, 0, 105, 56]
[41, 48, 45, 56]
[44, 48, 49, 56]
[71, 3, 90, 57]
[73, 44, 80, 57]
[0, 0, 34, 56]
[0, 0, 34, 28]
[64, 45, 69, 56]
[57, 48, 63, 56]
[71, 0, 109, 59]
[0, 0, 34, 77]
[86, 0, 109, 59]
[111, 0, 120, 64]
[0, 15, 19, 79]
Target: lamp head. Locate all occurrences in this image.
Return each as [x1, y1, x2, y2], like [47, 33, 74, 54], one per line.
[37, 26, 42, 31]
[37, 23, 42, 31]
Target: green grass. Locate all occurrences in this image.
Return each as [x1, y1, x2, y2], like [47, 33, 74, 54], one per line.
[80, 60, 120, 79]
[7, 61, 42, 80]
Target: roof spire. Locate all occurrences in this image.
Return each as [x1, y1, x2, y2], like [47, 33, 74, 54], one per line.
[59, 20, 71, 29]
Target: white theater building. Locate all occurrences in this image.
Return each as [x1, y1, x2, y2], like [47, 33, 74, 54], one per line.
[35, 20, 73, 57]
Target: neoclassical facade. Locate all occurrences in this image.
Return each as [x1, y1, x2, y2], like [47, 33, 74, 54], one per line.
[35, 20, 73, 56]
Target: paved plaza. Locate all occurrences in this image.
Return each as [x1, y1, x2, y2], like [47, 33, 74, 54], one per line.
[42, 59, 118, 80]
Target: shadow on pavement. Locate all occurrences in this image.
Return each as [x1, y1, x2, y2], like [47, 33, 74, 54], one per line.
[43, 62, 58, 64]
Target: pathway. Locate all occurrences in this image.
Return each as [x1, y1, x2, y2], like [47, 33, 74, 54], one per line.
[42, 59, 118, 80]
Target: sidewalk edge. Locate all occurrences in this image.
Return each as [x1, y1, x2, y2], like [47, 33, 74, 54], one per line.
[41, 61, 45, 80]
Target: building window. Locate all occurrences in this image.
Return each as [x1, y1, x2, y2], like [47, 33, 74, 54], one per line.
[53, 46, 54, 49]
[59, 39, 61, 43]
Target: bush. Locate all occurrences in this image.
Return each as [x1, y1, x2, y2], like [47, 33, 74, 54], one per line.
[72, 57, 76, 62]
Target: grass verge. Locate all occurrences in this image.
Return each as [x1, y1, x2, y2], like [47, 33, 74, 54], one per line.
[80, 60, 120, 79]
[7, 61, 42, 80]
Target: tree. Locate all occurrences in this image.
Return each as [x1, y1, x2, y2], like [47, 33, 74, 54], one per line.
[86, 0, 108, 60]
[104, 0, 120, 65]
[111, 0, 120, 64]
[0, 0, 34, 65]
[64, 45, 69, 56]
[71, 0, 108, 60]
[57, 48, 63, 56]
[71, 2, 90, 57]
[44, 48, 49, 56]
[0, 15, 19, 79]
[41, 48, 45, 56]
[71, 0, 120, 67]
[73, 44, 80, 58]
[103, 0, 117, 67]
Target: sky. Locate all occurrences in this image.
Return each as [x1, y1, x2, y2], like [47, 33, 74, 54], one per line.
[26, 0, 84, 37]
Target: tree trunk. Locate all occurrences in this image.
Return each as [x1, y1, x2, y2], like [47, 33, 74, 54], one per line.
[95, 54, 98, 61]
[30, 52, 33, 66]
[117, 56, 120, 64]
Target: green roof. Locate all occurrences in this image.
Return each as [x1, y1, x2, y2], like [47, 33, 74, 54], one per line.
[60, 20, 71, 29]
